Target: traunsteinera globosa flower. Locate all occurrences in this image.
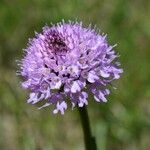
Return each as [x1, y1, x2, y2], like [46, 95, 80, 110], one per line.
[19, 21, 123, 114]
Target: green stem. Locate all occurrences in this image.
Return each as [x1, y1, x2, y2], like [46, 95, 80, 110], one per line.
[78, 106, 97, 150]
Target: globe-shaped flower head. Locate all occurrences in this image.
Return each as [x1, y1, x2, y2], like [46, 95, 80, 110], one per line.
[20, 21, 123, 114]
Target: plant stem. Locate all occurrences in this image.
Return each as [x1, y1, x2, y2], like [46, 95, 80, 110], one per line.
[78, 106, 97, 150]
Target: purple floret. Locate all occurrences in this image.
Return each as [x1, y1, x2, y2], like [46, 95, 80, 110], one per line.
[19, 21, 123, 114]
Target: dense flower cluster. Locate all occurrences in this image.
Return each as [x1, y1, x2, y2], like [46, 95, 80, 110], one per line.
[20, 21, 123, 114]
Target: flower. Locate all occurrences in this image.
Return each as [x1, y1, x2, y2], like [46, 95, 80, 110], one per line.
[19, 21, 123, 114]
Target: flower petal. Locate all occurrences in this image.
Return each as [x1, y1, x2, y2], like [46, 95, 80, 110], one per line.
[50, 77, 62, 89]
[71, 81, 81, 93]
[78, 92, 88, 107]
[87, 71, 99, 83]
[53, 101, 67, 115]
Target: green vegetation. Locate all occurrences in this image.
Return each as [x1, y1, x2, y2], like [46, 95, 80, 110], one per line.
[0, 0, 150, 149]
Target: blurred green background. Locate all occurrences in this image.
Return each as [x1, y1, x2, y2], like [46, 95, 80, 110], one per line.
[0, 0, 150, 149]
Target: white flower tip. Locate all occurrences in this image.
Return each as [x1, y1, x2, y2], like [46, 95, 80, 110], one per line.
[78, 103, 84, 107]
[87, 71, 99, 83]
[38, 103, 51, 109]
[71, 81, 81, 93]
[53, 109, 58, 114]
[100, 70, 110, 78]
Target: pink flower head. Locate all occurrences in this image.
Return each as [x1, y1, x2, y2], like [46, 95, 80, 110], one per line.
[19, 21, 123, 114]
